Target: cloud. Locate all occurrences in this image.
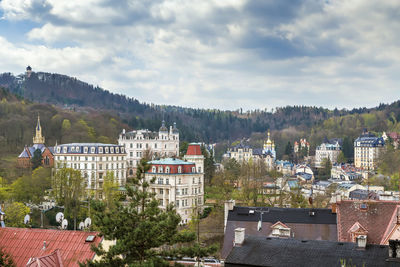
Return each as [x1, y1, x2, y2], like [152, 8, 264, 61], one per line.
[0, 0, 400, 110]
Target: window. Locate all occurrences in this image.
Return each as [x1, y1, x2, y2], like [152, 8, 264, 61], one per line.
[198, 167, 201, 173]
[179, 178, 181, 184]
[192, 167, 196, 173]
[105, 147, 109, 153]
[76, 146, 79, 152]
[130, 143, 133, 148]
[166, 178, 169, 185]
[110, 147, 114, 153]
[158, 166, 163, 173]
[63, 147, 67, 153]
[176, 200, 179, 207]
[99, 164, 102, 170]
[130, 152, 133, 157]
[84, 147, 88, 153]
[155, 143, 157, 149]
[91, 163, 95, 169]
[166, 167, 170, 173]
[57, 147, 61, 153]
[192, 178, 195, 184]
[44, 156, 50, 165]
[160, 188, 164, 194]
[116, 147, 119, 153]
[158, 178, 163, 185]
[99, 147, 103, 153]
[84, 163, 87, 169]
[90, 147, 95, 153]
[71, 147, 75, 152]
[178, 166, 182, 173]
[152, 166, 156, 173]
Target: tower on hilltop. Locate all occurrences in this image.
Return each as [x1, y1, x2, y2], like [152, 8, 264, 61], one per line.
[26, 66, 32, 78]
[33, 114, 45, 144]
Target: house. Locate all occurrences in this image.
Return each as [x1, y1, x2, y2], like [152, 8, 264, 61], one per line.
[0, 228, 101, 267]
[315, 138, 342, 168]
[382, 131, 400, 149]
[53, 143, 127, 199]
[354, 129, 385, 170]
[145, 144, 204, 224]
[336, 200, 400, 245]
[17, 115, 54, 168]
[330, 164, 362, 181]
[118, 121, 179, 175]
[222, 204, 337, 259]
[275, 160, 294, 175]
[225, 232, 400, 267]
[336, 183, 366, 199]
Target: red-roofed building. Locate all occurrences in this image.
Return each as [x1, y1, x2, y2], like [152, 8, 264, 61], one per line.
[337, 200, 400, 245]
[26, 249, 63, 267]
[0, 228, 101, 267]
[186, 143, 202, 156]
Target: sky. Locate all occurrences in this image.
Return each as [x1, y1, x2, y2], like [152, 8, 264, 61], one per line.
[0, 0, 399, 111]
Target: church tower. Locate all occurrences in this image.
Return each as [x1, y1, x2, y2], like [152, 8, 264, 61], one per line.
[33, 115, 45, 144]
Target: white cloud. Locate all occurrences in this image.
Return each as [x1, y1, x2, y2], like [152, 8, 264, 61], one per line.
[0, 0, 400, 110]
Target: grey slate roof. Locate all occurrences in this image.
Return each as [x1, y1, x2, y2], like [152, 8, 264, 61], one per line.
[225, 236, 400, 267]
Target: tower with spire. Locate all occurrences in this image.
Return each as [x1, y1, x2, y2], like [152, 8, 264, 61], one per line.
[33, 115, 45, 144]
[263, 131, 276, 159]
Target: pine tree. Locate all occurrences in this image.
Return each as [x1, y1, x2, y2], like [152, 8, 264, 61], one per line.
[31, 149, 43, 170]
[81, 158, 216, 266]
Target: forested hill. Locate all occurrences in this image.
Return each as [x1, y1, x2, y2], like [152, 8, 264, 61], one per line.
[0, 71, 397, 143]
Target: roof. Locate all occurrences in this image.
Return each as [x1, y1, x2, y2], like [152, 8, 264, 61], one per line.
[349, 189, 379, 200]
[18, 144, 53, 158]
[225, 236, 399, 267]
[186, 144, 202, 156]
[228, 206, 336, 224]
[337, 200, 400, 244]
[26, 249, 63, 267]
[55, 143, 124, 155]
[148, 158, 194, 165]
[0, 228, 101, 267]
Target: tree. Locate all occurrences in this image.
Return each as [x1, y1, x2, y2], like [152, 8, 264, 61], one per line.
[102, 171, 119, 210]
[52, 167, 85, 227]
[31, 149, 43, 170]
[82, 158, 216, 266]
[337, 151, 347, 164]
[319, 158, 332, 180]
[5, 202, 30, 228]
[201, 146, 215, 184]
[342, 137, 354, 160]
[0, 248, 14, 267]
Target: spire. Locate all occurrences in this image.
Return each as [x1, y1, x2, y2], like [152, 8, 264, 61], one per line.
[33, 114, 45, 144]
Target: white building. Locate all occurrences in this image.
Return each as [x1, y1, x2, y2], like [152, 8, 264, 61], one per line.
[354, 130, 385, 170]
[145, 144, 204, 224]
[54, 143, 126, 198]
[118, 121, 179, 176]
[315, 140, 342, 168]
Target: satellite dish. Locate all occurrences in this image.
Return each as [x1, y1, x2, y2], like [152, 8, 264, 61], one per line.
[56, 212, 64, 223]
[61, 219, 68, 229]
[79, 222, 85, 230]
[24, 214, 30, 225]
[84, 217, 91, 228]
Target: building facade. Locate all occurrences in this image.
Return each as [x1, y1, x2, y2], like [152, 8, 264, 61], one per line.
[145, 144, 204, 224]
[315, 139, 342, 168]
[118, 121, 179, 176]
[54, 143, 126, 198]
[354, 130, 385, 170]
[17, 115, 54, 168]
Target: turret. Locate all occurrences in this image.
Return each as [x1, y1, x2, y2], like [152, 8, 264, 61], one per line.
[33, 114, 45, 144]
[184, 143, 204, 174]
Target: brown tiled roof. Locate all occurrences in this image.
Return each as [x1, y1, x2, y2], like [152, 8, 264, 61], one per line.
[26, 249, 63, 267]
[0, 228, 101, 267]
[337, 200, 400, 244]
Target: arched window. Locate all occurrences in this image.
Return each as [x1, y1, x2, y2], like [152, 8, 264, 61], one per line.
[152, 166, 156, 173]
[166, 167, 170, 173]
[158, 166, 163, 173]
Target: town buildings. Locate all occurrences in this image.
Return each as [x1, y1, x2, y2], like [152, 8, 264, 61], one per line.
[145, 143, 204, 224]
[314, 138, 342, 168]
[354, 130, 385, 170]
[223, 131, 276, 170]
[118, 121, 179, 176]
[382, 131, 400, 149]
[17, 115, 54, 168]
[294, 138, 310, 155]
[53, 143, 126, 198]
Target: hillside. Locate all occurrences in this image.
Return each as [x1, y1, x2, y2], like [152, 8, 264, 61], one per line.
[0, 71, 353, 143]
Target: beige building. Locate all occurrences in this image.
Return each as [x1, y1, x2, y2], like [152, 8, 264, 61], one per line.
[145, 144, 204, 224]
[54, 143, 126, 198]
[118, 121, 179, 176]
[354, 131, 385, 170]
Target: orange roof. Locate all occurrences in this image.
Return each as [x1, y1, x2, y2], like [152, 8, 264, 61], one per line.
[0, 228, 101, 267]
[27, 249, 63, 267]
[186, 144, 202, 156]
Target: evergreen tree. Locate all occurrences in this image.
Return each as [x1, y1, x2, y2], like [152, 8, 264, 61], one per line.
[31, 149, 43, 170]
[82, 158, 216, 266]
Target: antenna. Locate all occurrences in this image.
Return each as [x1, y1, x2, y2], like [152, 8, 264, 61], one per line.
[79, 222, 85, 230]
[24, 214, 30, 225]
[56, 212, 64, 223]
[84, 217, 92, 228]
[61, 219, 68, 229]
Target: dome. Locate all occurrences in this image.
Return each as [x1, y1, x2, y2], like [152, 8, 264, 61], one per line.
[159, 120, 168, 132]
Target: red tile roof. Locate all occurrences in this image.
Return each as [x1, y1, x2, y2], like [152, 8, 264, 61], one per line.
[27, 249, 63, 267]
[186, 144, 202, 156]
[337, 200, 400, 244]
[0, 228, 101, 267]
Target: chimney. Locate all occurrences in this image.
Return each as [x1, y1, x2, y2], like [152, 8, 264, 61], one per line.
[234, 228, 245, 246]
[356, 235, 367, 249]
[42, 241, 47, 250]
[389, 240, 400, 258]
[224, 200, 235, 233]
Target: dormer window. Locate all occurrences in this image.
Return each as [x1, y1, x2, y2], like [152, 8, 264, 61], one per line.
[110, 147, 114, 153]
[90, 147, 95, 153]
[71, 147, 75, 152]
[75, 146, 79, 152]
[116, 147, 119, 153]
[270, 221, 291, 238]
[84, 147, 88, 153]
[152, 166, 156, 173]
[166, 167, 170, 173]
[99, 147, 103, 153]
[158, 166, 163, 173]
[57, 147, 61, 153]
[105, 147, 109, 153]
[63, 147, 67, 153]
[121, 147, 124, 153]
[178, 166, 182, 173]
